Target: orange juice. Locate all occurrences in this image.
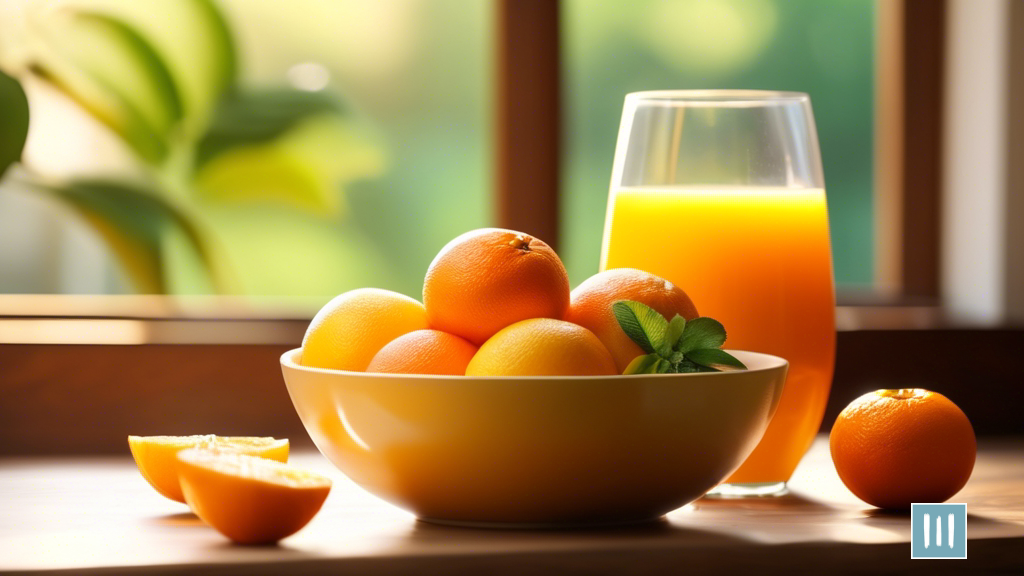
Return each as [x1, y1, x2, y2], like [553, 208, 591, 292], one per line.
[601, 186, 835, 483]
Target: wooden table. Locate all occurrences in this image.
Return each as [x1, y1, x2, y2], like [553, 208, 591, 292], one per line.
[2, 436, 1022, 575]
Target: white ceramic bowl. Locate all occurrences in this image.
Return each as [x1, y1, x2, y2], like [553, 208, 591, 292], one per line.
[282, 348, 787, 527]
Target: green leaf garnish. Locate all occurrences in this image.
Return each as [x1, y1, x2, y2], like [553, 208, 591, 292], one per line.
[665, 315, 687, 354]
[686, 348, 747, 370]
[623, 354, 660, 375]
[675, 360, 703, 373]
[613, 300, 746, 375]
[611, 300, 668, 355]
[675, 317, 727, 352]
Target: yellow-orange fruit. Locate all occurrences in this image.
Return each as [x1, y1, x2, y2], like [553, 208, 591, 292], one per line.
[366, 329, 478, 376]
[423, 228, 570, 345]
[128, 435, 289, 503]
[829, 389, 976, 510]
[301, 288, 428, 371]
[177, 450, 332, 545]
[566, 268, 699, 372]
[466, 318, 617, 377]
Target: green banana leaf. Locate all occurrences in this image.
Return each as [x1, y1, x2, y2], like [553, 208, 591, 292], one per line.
[68, 0, 236, 137]
[40, 180, 229, 293]
[31, 11, 183, 162]
[0, 69, 29, 179]
[194, 89, 385, 215]
[195, 89, 346, 166]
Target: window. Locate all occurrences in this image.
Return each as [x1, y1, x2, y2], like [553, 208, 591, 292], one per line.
[0, 0, 983, 311]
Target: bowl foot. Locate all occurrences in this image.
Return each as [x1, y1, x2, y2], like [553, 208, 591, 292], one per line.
[416, 515, 666, 530]
[704, 481, 788, 498]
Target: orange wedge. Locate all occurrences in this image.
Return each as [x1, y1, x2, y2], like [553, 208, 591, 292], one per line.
[177, 449, 332, 544]
[128, 435, 289, 503]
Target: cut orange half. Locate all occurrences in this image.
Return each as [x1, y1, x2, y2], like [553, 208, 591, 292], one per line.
[128, 435, 289, 503]
[177, 449, 332, 545]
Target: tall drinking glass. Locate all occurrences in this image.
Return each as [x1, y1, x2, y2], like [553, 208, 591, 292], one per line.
[601, 91, 835, 495]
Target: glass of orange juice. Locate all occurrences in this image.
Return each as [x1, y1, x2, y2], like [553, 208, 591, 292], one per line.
[601, 91, 835, 496]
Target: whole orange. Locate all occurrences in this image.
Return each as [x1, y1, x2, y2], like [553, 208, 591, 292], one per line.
[366, 329, 478, 376]
[465, 318, 617, 377]
[301, 288, 428, 371]
[423, 228, 570, 345]
[829, 389, 976, 510]
[565, 268, 699, 372]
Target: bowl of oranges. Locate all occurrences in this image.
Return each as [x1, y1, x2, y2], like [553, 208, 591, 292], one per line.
[282, 228, 788, 527]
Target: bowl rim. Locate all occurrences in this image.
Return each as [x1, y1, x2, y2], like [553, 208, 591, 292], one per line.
[280, 348, 788, 381]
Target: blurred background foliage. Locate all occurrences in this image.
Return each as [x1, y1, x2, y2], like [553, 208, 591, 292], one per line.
[0, 0, 874, 301]
[0, 0, 489, 300]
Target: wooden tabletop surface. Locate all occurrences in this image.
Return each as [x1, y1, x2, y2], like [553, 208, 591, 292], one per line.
[2, 436, 1022, 575]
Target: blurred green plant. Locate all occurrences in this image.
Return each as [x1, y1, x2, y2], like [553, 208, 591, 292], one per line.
[0, 69, 29, 181]
[0, 0, 384, 293]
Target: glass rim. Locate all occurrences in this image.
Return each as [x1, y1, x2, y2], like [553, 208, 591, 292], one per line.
[625, 90, 810, 106]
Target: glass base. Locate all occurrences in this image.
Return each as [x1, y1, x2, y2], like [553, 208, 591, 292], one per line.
[704, 481, 788, 498]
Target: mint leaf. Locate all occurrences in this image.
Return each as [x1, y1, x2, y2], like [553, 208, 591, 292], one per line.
[665, 314, 687, 353]
[675, 360, 702, 373]
[623, 354, 660, 375]
[676, 317, 727, 352]
[612, 301, 746, 375]
[612, 300, 668, 355]
[686, 348, 747, 370]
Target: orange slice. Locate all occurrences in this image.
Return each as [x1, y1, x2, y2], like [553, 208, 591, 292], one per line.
[127, 435, 289, 503]
[177, 449, 332, 544]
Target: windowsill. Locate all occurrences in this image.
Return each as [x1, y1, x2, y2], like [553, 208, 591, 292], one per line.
[0, 294, 321, 320]
[0, 292, 999, 345]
